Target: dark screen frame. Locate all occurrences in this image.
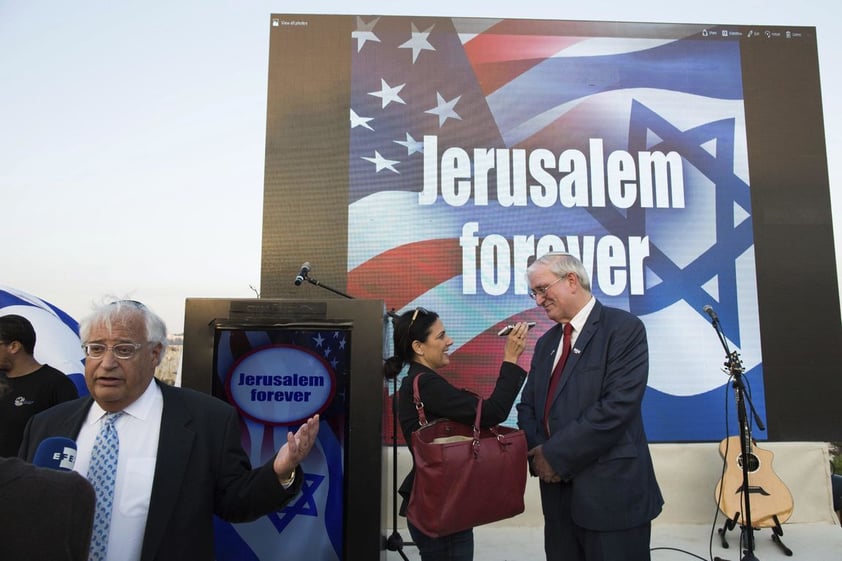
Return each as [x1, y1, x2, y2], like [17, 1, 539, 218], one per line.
[260, 14, 841, 442]
[740, 34, 842, 440]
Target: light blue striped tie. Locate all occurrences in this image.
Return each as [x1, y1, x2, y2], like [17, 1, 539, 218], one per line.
[88, 411, 125, 561]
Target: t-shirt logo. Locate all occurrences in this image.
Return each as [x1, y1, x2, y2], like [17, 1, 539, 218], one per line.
[13, 395, 33, 407]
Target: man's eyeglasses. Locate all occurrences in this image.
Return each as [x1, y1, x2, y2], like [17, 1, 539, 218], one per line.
[528, 275, 566, 300]
[82, 342, 147, 360]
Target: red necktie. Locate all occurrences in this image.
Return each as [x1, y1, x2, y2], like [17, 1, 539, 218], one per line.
[543, 323, 573, 435]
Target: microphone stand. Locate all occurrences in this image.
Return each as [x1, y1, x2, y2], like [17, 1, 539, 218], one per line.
[707, 311, 761, 561]
[295, 269, 413, 558]
[383, 309, 414, 560]
[297, 271, 355, 300]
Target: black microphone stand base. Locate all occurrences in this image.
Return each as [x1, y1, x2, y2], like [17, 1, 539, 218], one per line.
[386, 531, 411, 561]
[716, 508, 761, 560]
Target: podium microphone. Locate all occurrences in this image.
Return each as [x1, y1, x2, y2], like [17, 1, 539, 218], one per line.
[33, 437, 78, 471]
[703, 304, 719, 324]
[294, 262, 311, 286]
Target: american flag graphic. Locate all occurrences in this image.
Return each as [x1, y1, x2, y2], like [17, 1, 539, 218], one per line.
[345, 16, 764, 442]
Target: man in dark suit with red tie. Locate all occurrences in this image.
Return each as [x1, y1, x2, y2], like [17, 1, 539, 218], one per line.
[517, 252, 663, 561]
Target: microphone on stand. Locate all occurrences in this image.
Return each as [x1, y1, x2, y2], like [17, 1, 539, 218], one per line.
[32, 437, 78, 471]
[703, 304, 719, 324]
[294, 262, 311, 286]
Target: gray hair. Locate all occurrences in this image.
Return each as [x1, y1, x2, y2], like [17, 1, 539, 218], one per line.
[79, 299, 168, 354]
[528, 252, 592, 292]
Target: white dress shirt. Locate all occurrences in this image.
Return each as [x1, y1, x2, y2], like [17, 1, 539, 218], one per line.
[551, 295, 596, 370]
[75, 381, 163, 561]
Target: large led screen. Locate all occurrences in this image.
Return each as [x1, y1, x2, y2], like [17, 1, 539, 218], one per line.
[261, 15, 841, 442]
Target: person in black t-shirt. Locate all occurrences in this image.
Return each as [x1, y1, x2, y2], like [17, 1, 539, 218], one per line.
[0, 314, 78, 456]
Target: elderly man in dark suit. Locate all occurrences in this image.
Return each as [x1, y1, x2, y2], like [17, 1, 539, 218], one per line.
[19, 299, 319, 561]
[517, 252, 663, 561]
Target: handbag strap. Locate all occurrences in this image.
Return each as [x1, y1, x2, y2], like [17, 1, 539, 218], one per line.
[412, 372, 483, 440]
[412, 373, 429, 426]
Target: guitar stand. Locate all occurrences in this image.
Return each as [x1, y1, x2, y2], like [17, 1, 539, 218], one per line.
[768, 515, 793, 556]
[718, 512, 793, 557]
[717, 511, 739, 548]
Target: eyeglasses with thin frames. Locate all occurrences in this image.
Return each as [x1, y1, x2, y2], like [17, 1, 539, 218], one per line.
[528, 275, 567, 300]
[82, 342, 148, 360]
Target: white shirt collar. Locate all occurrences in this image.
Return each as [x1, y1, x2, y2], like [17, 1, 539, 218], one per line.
[568, 295, 596, 336]
[85, 379, 163, 425]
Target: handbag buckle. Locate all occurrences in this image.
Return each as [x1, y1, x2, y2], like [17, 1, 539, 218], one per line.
[415, 401, 429, 426]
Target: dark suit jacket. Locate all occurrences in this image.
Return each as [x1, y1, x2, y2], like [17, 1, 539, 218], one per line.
[517, 300, 663, 531]
[19, 380, 302, 561]
[0, 456, 95, 561]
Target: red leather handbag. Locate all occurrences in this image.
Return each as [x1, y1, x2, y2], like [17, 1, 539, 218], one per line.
[406, 374, 527, 538]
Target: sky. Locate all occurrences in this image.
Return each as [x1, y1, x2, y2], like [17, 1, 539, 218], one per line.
[1, 0, 840, 333]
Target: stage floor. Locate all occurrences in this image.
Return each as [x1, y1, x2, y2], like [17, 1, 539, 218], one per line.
[384, 522, 842, 560]
[382, 442, 841, 560]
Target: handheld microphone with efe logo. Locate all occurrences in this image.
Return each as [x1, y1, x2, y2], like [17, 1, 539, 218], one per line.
[32, 437, 78, 471]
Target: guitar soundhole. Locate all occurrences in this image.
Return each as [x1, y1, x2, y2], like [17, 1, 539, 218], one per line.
[737, 453, 760, 472]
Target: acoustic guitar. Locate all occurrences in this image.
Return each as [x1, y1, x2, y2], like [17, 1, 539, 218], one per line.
[714, 435, 794, 528]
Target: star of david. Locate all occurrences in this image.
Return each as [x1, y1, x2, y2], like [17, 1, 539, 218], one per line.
[266, 473, 324, 534]
[591, 100, 752, 347]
